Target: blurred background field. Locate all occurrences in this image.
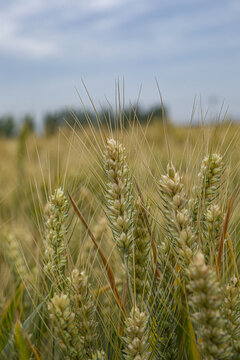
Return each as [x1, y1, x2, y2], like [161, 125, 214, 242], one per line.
[1, 118, 240, 219]
[1, 117, 240, 276]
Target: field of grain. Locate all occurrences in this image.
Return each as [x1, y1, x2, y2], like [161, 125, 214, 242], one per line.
[0, 118, 240, 359]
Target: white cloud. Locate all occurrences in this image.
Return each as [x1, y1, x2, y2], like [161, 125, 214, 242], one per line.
[0, 0, 58, 58]
[88, 0, 130, 11]
[0, 34, 57, 58]
[0, 0, 137, 58]
[1, 0, 239, 61]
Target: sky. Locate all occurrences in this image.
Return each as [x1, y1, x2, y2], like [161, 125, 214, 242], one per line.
[0, 0, 240, 125]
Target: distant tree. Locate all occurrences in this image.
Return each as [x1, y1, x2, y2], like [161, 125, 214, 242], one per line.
[0, 115, 16, 137]
[148, 105, 168, 121]
[22, 114, 35, 133]
[119, 105, 168, 124]
[44, 109, 92, 135]
[43, 104, 168, 134]
[44, 113, 62, 135]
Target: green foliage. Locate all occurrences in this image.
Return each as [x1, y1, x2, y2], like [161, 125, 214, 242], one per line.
[14, 321, 32, 360]
[21, 115, 35, 133]
[0, 284, 24, 352]
[0, 115, 16, 137]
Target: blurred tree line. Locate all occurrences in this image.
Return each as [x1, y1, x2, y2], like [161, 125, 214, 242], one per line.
[0, 114, 35, 138]
[0, 105, 167, 137]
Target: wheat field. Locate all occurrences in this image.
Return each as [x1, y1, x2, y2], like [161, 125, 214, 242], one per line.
[0, 114, 240, 359]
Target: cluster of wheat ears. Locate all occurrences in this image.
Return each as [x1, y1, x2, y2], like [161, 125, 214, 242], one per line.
[1, 119, 240, 360]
